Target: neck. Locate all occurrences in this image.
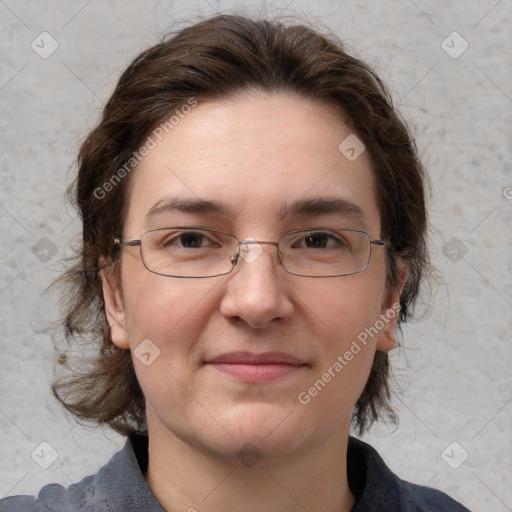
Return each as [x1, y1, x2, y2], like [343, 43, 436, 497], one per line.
[144, 422, 356, 512]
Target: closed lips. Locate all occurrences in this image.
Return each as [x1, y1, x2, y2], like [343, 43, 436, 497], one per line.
[205, 351, 305, 365]
[204, 352, 307, 383]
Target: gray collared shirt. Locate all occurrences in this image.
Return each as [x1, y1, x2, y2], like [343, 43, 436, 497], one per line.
[0, 433, 471, 511]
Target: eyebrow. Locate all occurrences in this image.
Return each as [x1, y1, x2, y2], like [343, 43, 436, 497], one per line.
[146, 197, 233, 220]
[145, 195, 365, 223]
[277, 197, 365, 220]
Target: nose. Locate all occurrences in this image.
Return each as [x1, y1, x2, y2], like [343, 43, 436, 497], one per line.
[219, 241, 294, 328]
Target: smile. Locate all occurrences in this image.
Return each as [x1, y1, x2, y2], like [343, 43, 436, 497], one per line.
[204, 351, 307, 383]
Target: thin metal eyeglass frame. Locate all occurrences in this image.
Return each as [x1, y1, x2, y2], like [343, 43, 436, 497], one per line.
[113, 226, 389, 278]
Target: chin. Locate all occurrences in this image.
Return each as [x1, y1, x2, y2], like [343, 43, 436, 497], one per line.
[204, 402, 310, 459]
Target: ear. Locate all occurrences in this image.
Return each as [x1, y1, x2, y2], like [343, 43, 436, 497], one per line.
[376, 257, 407, 352]
[99, 263, 130, 350]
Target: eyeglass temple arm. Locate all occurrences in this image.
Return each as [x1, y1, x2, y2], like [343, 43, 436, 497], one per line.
[113, 238, 141, 247]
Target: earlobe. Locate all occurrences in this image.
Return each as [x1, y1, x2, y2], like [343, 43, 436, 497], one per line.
[376, 326, 397, 351]
[375, 309, 399, 351]
[100, 266, 130, 350]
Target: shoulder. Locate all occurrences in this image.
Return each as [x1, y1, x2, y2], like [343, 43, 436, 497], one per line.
[0, 433, 163, 512]
[0, 477, 96, 512]
[348, 437, 471, 511]
[0, 494, 39, 512]
[393, 479, 471, 511]
[0, 438, 124, 512]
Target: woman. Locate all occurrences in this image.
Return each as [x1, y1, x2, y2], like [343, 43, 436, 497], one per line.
[0, 14, 470, 511]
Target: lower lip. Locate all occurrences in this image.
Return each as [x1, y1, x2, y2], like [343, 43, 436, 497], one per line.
[206, 363, 304, 382]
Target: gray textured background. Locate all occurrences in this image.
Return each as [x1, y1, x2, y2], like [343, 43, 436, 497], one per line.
[1, 0, 511, 510]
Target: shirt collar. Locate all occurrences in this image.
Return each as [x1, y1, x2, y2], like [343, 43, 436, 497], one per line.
[91, 432, 404, 511]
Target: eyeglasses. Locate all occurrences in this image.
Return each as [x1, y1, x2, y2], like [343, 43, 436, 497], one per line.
[113, 227, 388, 278]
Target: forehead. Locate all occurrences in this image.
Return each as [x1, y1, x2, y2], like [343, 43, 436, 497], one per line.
[124, 92, 381, 235]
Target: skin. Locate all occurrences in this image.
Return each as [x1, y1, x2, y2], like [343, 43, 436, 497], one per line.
[102, 91, 405, 512]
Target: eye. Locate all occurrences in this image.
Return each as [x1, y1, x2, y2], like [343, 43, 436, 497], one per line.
[159, 230, 220, 249]
[176, 232, 209, 248]
[292, 231, 347, 249]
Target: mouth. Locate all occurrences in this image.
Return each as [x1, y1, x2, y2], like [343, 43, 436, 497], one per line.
[204, 351, 307, 383]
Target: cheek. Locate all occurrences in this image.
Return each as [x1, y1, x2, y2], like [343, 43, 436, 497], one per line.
[291, 273, 386, 403]
[120, 269, 222, 405]
[295, 282, 383, 415]
[119, 253, 219, 352]
[124, 277, 217, 344]
[294, 272, 386, 346]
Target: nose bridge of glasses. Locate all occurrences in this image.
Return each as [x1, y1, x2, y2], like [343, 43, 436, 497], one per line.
[239, 239, 279, 247]
[230, 238, 280, 266]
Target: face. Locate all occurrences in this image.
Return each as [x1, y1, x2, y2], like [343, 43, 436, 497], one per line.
[102, 92, 402, 462]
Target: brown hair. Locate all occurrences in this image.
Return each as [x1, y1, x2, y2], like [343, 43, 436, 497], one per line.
[52, 14, 430, 436]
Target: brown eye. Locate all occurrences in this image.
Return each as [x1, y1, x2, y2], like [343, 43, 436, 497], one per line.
[177, 232, 207, 248]
[304, 233, 330, 248]
[292, 231, 346, 249]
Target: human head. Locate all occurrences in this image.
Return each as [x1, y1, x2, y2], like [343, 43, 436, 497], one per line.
[53, 14, 429, 436]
